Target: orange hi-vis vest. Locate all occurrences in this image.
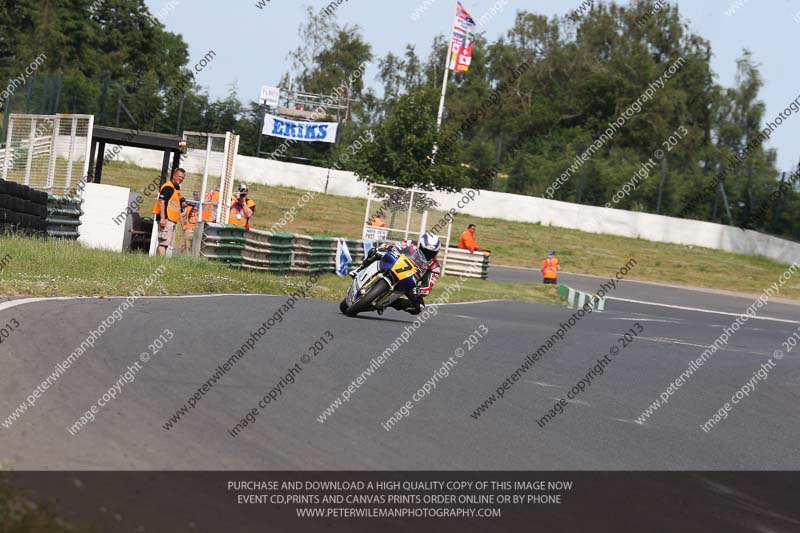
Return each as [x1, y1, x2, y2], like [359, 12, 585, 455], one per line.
[152, 180, 182, 223]
[182, 205, 198, 232]
[228, 201, 248, 227]
[201, 190, 220, 222]
[542, 257, 559, 279]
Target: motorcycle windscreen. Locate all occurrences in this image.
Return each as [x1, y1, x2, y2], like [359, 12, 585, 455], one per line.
[379, 246, 402, 271]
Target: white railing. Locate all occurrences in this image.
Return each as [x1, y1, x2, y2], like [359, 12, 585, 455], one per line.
[442, 246, 489, 279]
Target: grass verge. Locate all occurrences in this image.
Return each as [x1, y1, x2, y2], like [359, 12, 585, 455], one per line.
[0, 235, 560, 306]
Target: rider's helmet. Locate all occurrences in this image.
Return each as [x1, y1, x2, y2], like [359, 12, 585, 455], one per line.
[418, 232, 441, 261]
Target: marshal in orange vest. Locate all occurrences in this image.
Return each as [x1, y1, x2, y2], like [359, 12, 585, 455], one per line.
[152, 179, 183, 223]
[541, 253, 560, 284]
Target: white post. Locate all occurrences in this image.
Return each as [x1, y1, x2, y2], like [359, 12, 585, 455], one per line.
[45, 116, 60, 191]
[23, 118, 36, 186]
[80, 115, 94, 197]
[431, 1, 457, 161]
[441, 214, 454, 276]
[363, 183, 373, 239]
[404, 189, 415, 240]
[148, 221, 159, 256]
[64, 116, 77, 191]
[217, 132, 239, 225]
[1, 118, 13, 181]
[198, 133, 213, 223]
[435, 54, 451, 132]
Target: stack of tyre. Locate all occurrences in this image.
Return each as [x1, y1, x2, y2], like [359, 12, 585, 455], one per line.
[0, 180, 49, 236]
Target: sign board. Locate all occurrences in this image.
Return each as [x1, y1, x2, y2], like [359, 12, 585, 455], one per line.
[263, 113, 338, 144]
[260, 86, 280, 108]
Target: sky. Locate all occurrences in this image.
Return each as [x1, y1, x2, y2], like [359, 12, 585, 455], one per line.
[144, 0, 800, 170]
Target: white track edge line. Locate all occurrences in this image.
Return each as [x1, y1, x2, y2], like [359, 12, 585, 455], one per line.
[606, 297, 800, 324]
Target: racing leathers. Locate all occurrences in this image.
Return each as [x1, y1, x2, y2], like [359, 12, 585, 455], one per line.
[356, 240, 440, 315]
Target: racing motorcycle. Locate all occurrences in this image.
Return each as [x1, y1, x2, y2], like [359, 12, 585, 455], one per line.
[339, 244, 426, 317]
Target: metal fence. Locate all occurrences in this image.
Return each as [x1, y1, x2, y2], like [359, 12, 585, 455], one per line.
[0, 113, 93, 194]
[363, 183, 450, 242]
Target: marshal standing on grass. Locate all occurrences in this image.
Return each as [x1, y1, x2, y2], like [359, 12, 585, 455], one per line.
[541, 250, 560, 284]
[152, 167, 188, 257]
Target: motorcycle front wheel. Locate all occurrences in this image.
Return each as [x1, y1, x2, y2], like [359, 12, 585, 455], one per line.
[345, 278, 390, 317]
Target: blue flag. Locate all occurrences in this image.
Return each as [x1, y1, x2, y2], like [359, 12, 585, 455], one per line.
[336, 239, 352, 276]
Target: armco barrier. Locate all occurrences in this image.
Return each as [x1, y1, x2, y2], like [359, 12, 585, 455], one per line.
[199, 224, 372, 275]
[199, 227, 483, 278]
[242, 229, 293, 273]
[309, 237, 337, 273]
[442, 246, 490, 279]
[46, 195, 82, 239]
[557, 284, 607, 312]
[200, 223, 246, 267]
[291, 234, 313, 273]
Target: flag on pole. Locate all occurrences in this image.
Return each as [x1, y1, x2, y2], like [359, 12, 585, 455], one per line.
[449, 2, 476, 73]
[336, 239, 352, 276]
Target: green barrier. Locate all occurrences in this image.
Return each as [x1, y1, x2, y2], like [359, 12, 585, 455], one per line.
[201, 223, 245, 263]
[202, 226, 370, 277]
[47, 195, 82, 239]
[309, 237, 338, 274]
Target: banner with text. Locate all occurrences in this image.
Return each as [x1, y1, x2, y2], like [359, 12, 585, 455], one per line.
[263, 114, 338, 144]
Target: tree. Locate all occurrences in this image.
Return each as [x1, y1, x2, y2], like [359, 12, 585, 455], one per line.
[351, 87, 466, 191]
[702, 50, 777, 227]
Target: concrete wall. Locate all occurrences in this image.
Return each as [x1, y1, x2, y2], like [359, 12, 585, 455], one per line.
[78, 182, 131, 252]
[111, 145, 800, 265]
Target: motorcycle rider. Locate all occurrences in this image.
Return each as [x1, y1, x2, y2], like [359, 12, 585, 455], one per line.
[353, 232, 441, 315]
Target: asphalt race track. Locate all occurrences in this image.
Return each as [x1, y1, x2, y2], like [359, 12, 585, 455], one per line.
[1, 280, 798, 471]
[491, 265, 800, 321]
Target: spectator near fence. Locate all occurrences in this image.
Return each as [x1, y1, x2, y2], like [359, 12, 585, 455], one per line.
[152, 167, 188, 257]
[458, 223, 490, 256]
[181, 201, 198, 254]
[201, 187, 220, 222]
[228, 184, 256, 230]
